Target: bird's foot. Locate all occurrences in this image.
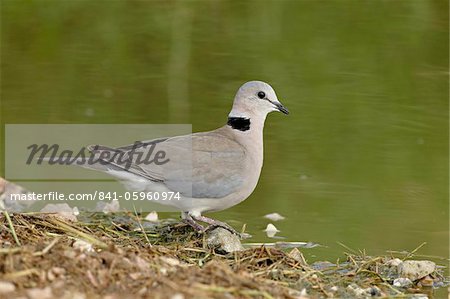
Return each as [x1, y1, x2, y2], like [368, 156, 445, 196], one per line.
[204, 224, 242, 238]
[191, 215, 242, 238]
[182, 217, 204, 232]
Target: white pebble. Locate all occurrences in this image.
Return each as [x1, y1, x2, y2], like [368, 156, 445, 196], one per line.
[264, 223, 280, 238]
[73, 239, 94, 252]
[393, 277, 413, 287]
[145, 211, 158, 222]
[0, 281, 15, 293]
[264, 212, 285, 221]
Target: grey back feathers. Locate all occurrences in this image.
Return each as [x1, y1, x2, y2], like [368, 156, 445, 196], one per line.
[86, 130, 245, 199]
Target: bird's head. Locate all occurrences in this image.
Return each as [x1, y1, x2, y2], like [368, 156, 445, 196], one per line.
[229, 81, 289, 119]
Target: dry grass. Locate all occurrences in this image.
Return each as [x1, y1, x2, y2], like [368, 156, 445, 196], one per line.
[0, 213, 447, 299]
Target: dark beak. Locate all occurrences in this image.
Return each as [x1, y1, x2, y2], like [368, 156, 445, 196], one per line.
[274, 101, 289, 115]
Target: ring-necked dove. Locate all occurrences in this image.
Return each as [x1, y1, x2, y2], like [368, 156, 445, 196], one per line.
[83, 81, 288, 235]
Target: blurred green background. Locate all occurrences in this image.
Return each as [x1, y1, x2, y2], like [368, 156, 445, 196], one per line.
[1, 0, 448, 262]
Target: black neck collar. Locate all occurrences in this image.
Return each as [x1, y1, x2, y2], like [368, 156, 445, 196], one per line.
[227, 117, 251, 131]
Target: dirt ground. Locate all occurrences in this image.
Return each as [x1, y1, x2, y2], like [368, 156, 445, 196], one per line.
[0, 213, 447, 299]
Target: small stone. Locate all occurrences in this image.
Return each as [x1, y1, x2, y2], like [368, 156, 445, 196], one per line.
[73, 239, 94, 252]
[170, 293, 184, 299]
[264, 213, 285, 221]
[264, 223, 280, 238]
[265, 223, 279, 232]
[385, 258, 402, 267]
[61, 291, 86, 299]
[27, 287, 53, 299]
[47, 270, 55, 281]
[95, 200, 120, 214]
[137, 287, 147, 296]
[393, 277, 413, 287]
[40, 203, 77, 222]
[206, 227, 243, 253]
[159, 267, 168, 275]
[145, 211, 158, 222]
[160, 257, 180, 267]
[398, 260, 436, 281]
[0, 281, 15, 293]
[0, 177, 35, 212]
[418, 275, 434, 287]
[346, 284, 366, 296]
[52, 267, 66, 275]
[72, 207, 80, 216]
[129, 272, 141, 280]
[365, 286, 381, 296]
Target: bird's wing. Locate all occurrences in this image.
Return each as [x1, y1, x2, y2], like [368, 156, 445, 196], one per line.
[87, 131, 246, 198]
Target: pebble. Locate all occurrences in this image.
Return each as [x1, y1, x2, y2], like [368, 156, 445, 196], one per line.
[170, 293, 185, 299]
[95, 200, 120, 214]
[47, 270, 55, 281]
[52, 267, 66, 275]
[0, 281, 15, 293]
[264, 213, 285, 221]
[40, 203, 78, 222]
[418, 275, 434, 287]
[264, 223, 280, 238]
[145, 211, 158, 222]
[72, 207, 80, 216]
[73, 239, 94, 252]
[61, 291, 86, 299]
[159, 256, 180, 267]
[385, 258, 402, 267]
[346, 283, 366, 296]
[206, 227, 243, 253]
[398, 260, 436, 281]
[365, 286, 381, 296]
[393, 277, 413, 287]
[27, 287, 53, 299]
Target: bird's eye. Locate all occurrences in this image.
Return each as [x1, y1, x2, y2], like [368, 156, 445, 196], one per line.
[257, 91, 266, 99]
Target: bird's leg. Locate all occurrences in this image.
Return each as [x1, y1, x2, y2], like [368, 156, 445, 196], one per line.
[181, 212, 205, 232]
[191, 215, 241, 237]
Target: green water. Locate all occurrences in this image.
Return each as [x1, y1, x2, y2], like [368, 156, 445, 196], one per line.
[1, 1, 448, 265]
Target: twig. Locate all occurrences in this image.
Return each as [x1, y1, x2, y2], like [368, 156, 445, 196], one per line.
[403, 242, 427, 261]
[33, 237, 60, 256]
[3, 211, 21, 246]
[133, 205, 152, 247]
[0, 247, 21, 254]
[386, 251, 449, 261]
[46, 217, 107, 249]
[3, 268, 39, 279]
[337, 241, 357, 254]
